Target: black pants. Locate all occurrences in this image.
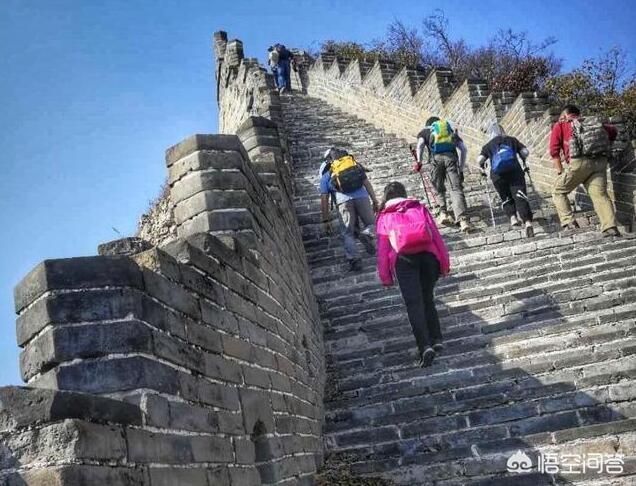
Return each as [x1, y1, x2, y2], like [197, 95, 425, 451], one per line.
[395, 252, 442, 355]
[491, 168, 533, 222]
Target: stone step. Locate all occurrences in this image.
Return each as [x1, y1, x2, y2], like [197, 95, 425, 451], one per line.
[326, 331, 636, 414]
[281, 92, 636, 484]
[346, 421, 636, 484]
[309, 231, 634, 290]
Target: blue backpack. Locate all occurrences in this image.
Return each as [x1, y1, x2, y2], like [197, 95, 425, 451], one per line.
[491, 143, 517, 174]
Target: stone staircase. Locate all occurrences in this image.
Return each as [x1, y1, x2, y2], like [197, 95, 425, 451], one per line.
[281, 93, 636, 485]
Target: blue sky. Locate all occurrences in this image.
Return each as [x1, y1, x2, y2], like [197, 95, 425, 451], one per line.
[1, 0, 634, 385]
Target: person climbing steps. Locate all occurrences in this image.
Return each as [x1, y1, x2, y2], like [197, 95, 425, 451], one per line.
[477, 122, 535, 238]
[376, 182, 450, 367]
[319, 147, 379, 272]
[415, 116, 473, 232]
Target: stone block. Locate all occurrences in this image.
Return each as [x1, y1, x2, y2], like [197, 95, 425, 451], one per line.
[221, 335, 253, 361]
[208, 466, 231, 486]
[204, 352, 243, 384]
[234, 437, 256, 464]
[133, 247, 181, 282]
[237, 115, 278, 132]
[162, 237, 228, 281]
[240, 134, 282, 153]
[0, 387, 141, 432]
[17, 288, 143, 346]
[174, 190, 251, 223]
[165, 134, 244, 167]
[242, 365, 271, 389]
[198, 380, 240, 410]
[179, 265, 226, 306]
[184, 321, 224, 353]
[6, 465, 146, 486]
[149, 467, 207, 486]
[20, 319, 153, 381]
[168, 401, 215, 432]
[141, 393, 170, 428]
[98, 237, 152, 256]
[14, 256, 143, 313]
[171, 171, 248, 205]
[3, 419, 126, 466]
[169, 149, 245, 184]
[177, 209, 255, 238]
[142, 268, 201, 319]
[32, 356, 180, 396]
[153, 332, 204, 373]
[217, 410, 246, 435]
[228, 466, 261, 486]
[140, 294, 188, 338]
[239, 388, 274, 434]
[126, 428, 233, 463]
[185, 232, 243, 271]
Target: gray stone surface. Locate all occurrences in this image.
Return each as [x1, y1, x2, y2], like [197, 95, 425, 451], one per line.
[98, 237, 152, 256]
[0, 387, 141, 431]
[165, 134, 244, 167]
[14, 256, 143, 313]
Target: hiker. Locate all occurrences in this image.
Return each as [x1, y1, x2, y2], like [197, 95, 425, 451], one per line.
[414, 116, 472, 232]
[376, 181, 450, 367]
[550, 105, 620, 237]
[319, 148, 379, 271]
[477, 122, 535, 237]
[267, 45, 279, 88]
[275, 44, 294, 93]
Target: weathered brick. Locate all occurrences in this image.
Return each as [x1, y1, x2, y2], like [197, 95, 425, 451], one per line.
[14, 256, 143, 313]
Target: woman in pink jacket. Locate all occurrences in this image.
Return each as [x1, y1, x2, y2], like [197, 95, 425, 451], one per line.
[376, 182, 450, 367]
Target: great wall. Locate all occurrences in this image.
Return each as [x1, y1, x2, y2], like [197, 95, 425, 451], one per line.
[0, 30, 635, 485]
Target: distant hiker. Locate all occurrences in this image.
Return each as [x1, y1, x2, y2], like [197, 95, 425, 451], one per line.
[415, 116, 472, 232]
[275, 44, 294, 93]
[376, 181, 450, 367]
[550, 104, 620, 237]
[267, 45, 279, 88]
[477, 122, 535, 237]
[319, 148, 379, 271]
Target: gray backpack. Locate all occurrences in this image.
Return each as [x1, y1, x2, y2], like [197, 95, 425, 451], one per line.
[568, 116, 610, 159]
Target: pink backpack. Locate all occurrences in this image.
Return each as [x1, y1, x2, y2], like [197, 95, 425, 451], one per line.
[387, 205, 432, 254]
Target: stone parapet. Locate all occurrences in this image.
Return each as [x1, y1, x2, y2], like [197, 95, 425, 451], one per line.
[302, 53, 636, 226]
[4, 32, 324, 486]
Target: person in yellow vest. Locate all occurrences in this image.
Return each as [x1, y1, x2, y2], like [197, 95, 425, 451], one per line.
[319, 148, 379, 272]
[416, 116, 472, 232]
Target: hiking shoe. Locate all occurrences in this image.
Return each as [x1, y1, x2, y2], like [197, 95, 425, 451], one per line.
[348, 259, 362, 272]
[419, 348, 436, 367]
[459, 219, 473, 233]
[436, 211, 452, 226]
[432, 341, 444, 353]
[510, 215, 521, 227]
[561, 221, 580, 234]
[525, 223, 535, 238]
[525, 226, 535, 238]
[603, 227, 621, 238]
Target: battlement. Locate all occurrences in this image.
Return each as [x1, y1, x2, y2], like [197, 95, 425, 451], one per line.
[301, 52, 636, 227]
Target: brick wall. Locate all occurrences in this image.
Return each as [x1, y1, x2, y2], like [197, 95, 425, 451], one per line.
[301, 54, 636, 227]
[2, 33, 324, 486]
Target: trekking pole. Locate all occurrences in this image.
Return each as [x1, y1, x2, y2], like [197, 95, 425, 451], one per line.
[481, 171, 497, 228]
[521, 160, 536, 212]
[409, 145, 431, 207]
